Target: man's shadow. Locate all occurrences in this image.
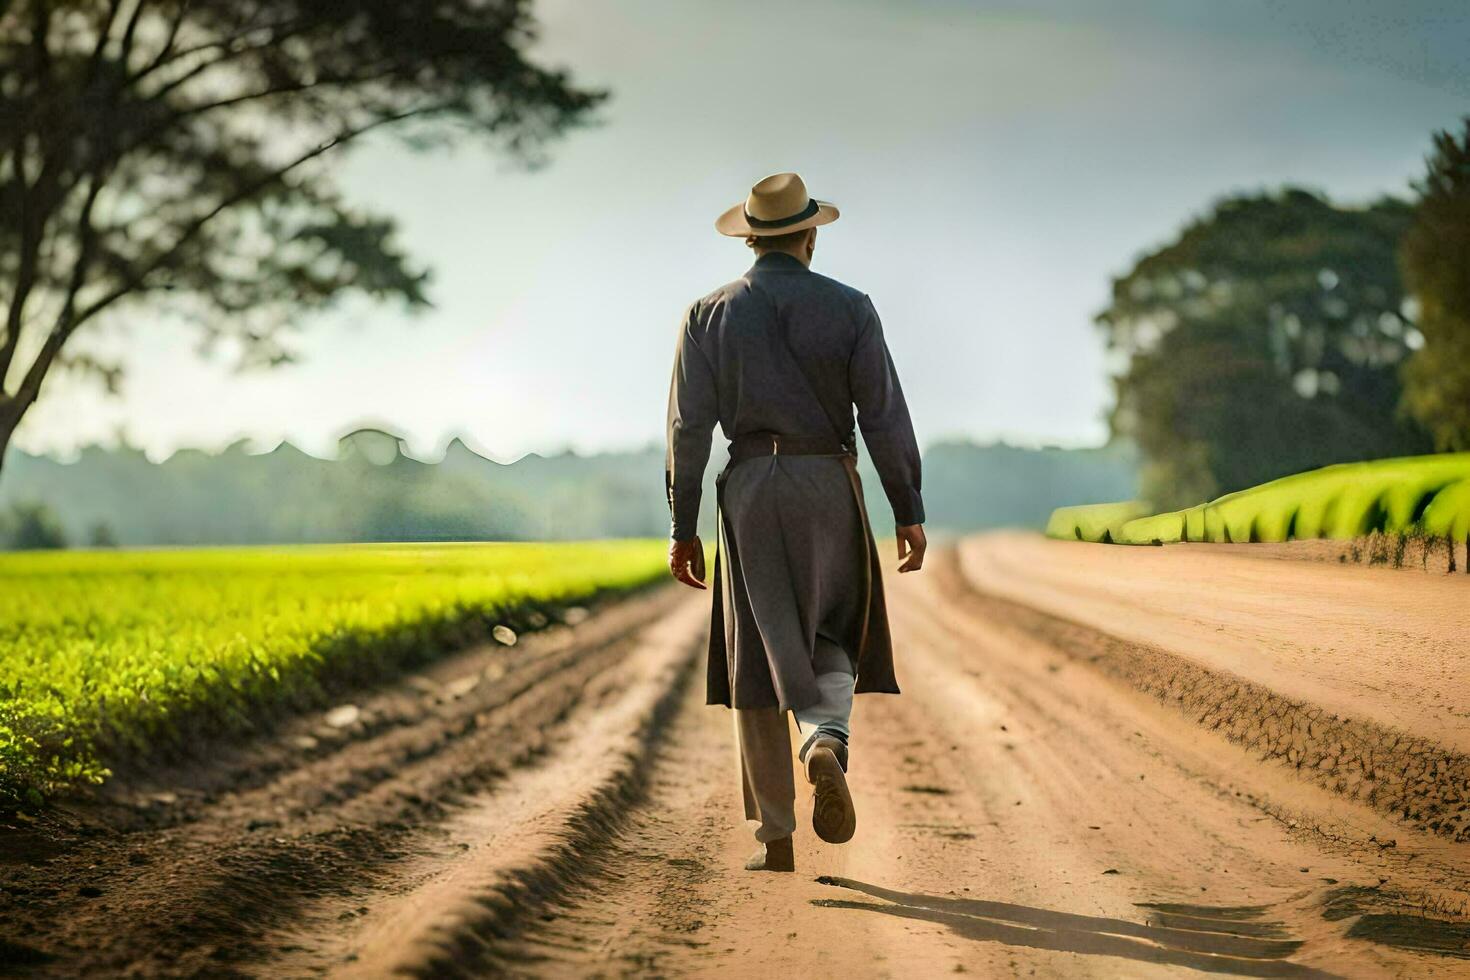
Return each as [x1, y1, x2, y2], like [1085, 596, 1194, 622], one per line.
[812, 877, 1332, 978]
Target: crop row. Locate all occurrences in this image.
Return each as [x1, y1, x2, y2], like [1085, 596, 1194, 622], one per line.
[1047, 453, 1470, 546]
[0, 541, 667, 803]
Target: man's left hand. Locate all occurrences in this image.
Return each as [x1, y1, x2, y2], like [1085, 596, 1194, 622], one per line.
[896, 523, 927, 573]
[669, 536, 707, 590]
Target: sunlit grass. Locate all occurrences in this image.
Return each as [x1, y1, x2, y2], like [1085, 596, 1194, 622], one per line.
[0, 541, 666, 802]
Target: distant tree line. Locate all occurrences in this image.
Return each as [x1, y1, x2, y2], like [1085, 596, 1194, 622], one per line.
[0, 500, 68, 549]
[0, 499, 120, 550]
[1100, 118, 1470, 509]
[0, 433, 1138, 549]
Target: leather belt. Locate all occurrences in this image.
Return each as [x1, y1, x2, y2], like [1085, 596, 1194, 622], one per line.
[727, 431, 854, 465]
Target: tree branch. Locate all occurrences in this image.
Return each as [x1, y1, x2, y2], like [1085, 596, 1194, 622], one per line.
[138, 0, 189, 76]
[8, 170, 106, 417]
[5, 318, 66, 424]
[128, 12, 305, 91]
[117, 0, 150, 70]
[0, 142, 55, 394]
[0, 133, 31, 389]
[69, 103, 447, 336]
[145, 22, 322, 109]
[1, 5, 60, 391]
[28, 0, 48, 77]
[162, 65, 399, 127]
[87, 0, 126, 82]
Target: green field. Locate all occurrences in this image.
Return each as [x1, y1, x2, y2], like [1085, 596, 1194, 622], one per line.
[1048, 453, 1470, 545]
[0, 541, 666, 803]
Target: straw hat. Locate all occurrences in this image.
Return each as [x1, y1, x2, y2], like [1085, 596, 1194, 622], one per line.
[715, 172, 840, 237]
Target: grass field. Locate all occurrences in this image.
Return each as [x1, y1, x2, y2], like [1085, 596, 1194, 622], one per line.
[0, 541, 667, 803]
[1048, 453, 1470, 546]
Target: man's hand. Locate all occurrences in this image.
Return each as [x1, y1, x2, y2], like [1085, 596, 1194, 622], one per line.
[896, 524, 926, 573]
[669, 536, 707, 590]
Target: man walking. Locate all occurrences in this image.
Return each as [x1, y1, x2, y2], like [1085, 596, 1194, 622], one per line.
[665, 172, 926, 872]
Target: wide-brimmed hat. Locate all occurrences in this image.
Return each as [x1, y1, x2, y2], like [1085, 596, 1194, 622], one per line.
[715, 172, 839, 237]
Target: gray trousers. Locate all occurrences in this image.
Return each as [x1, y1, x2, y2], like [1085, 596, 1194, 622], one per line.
[736, 637, 855, 842]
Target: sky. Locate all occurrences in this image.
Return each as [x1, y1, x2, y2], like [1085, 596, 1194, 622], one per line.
[20, 0, 1470, 462]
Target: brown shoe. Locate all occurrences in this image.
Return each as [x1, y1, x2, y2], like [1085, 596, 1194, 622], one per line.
[745, 836, 795, 872]
[805, 737, 856, 844]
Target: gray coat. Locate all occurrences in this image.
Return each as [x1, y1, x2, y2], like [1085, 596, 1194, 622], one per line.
[665, 251, 924, 712]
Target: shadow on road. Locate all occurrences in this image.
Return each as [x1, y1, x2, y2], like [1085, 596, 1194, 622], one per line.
[812, 876, 1331, 978]
[1322, 885, 1470, 959]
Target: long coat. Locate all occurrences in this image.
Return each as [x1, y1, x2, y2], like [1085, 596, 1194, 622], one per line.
[665, 251, 925, 712]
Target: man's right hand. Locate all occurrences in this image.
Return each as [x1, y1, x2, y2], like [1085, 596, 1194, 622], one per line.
[669, 536, 707, 590]
[896, 524, 926, 573]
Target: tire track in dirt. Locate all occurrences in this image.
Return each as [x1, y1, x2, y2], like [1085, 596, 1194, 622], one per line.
[911, 552, 1470, 965]
[948, 538, 1470, 897]
[957, 533, 1470, 756]
[945, 577, 1470, 844]
[0, 587, 703, 977]
[305, 595, 707, 978]
[483, 549, 1470, 977]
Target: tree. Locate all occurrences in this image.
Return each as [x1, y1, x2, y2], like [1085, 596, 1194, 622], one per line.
[1401, 118, 1470, 451]
[0, 0, 603, 477]
[88, 520, 118, 547]
[5, 501, 68, 549]
[1098, 189, 1430, 510]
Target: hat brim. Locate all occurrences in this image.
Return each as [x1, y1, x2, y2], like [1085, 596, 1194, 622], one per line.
[715, 199, 839, 237]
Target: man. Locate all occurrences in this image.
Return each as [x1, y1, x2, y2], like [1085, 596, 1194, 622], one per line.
[665, 172, 927, 873]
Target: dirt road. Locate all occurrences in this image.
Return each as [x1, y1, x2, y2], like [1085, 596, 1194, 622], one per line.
[5, 538, 1470, 977]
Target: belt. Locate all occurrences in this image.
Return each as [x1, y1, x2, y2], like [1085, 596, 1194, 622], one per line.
[727, 432, 854, 466]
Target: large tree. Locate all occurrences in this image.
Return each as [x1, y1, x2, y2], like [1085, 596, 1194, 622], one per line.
[1098, 189, 1430, 510]
[1400, 118, 1470, 452]
[0, 0, 602, 475]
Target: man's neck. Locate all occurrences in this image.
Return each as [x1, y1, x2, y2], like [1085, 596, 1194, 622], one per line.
[753, 248, 811, 268]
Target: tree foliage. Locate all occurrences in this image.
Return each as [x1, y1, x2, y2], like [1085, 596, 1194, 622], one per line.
[1098, 189, 1430, 509]
[3, 500, 68, 549]
[1401, 118, 1470, 452]
[0, 0, 603, 472]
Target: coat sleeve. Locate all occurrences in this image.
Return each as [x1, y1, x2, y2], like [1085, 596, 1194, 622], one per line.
[849, 295, 925, 527]
[665, 303, 718, 541]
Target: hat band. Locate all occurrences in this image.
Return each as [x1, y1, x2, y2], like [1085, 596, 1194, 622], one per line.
[744, 198, 820, 229]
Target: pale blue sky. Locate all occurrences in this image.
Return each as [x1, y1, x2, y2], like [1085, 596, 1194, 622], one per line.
[23, 0, 1470, 461]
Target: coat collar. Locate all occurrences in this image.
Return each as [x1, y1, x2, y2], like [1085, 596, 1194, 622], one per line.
[748, 251, 810, 275]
